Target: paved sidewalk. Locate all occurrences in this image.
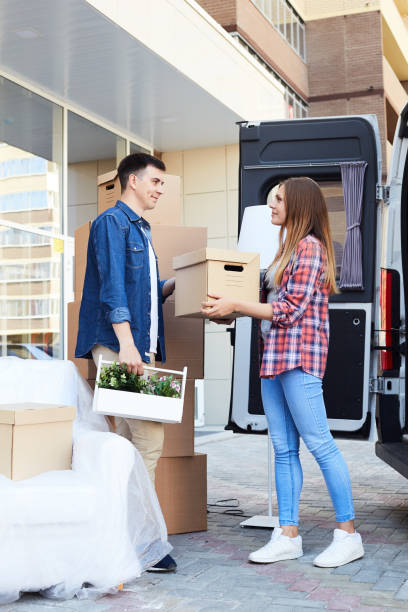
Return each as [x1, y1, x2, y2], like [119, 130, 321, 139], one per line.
[9, 433, 408, 611]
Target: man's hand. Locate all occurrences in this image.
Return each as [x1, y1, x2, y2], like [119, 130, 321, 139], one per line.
[201, 293, 236, 319]
[162, 277, 176, 298]
[112, 321, 144, 375]
[119, 343, 144, 376]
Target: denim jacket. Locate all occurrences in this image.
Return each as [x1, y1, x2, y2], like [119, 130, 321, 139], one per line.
[75, 200, 166, 363]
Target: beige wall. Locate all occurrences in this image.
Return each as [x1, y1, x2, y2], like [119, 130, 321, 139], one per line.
[163, 145, 240, 425]
[293, 0, 380, 20]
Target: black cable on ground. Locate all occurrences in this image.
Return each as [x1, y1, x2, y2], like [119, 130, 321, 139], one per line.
[207, 498, 252, 517]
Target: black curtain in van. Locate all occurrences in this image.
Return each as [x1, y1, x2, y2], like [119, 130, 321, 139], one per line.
[338, 161, 367, 290]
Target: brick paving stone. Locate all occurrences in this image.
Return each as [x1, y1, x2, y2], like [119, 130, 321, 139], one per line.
[307, 586, 340, 602]
[278, 597, 328, 608]
[371, 573, 406, 592]
[394, 579, 408, 601]
[351, 569, 384, 583]
[7, 435, 408, 612]
[352, 607, 386, 612]
[333, 560, 364, 575]
[326, 594, 362, 610]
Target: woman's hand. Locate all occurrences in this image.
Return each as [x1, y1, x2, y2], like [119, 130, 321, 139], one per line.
[201, 294, 236, 320]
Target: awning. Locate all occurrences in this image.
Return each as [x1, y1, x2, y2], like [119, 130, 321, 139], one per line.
[0, 0, 285, 151]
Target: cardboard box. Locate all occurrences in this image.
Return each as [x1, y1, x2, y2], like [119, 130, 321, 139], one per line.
[97, 170, 120, 214]
[73, 222, 207, 300]
[151, 225, 207, 280]
[162, 378, 196, 458]
[97, 171, 182, 226]
[74, 221, 92, 299]
[0, 403, 76, 480]
[157, 299, 204, 380]
[173, 248, 260, 318]
[155, 453, 207, 534]
[67, 301, 97, 380]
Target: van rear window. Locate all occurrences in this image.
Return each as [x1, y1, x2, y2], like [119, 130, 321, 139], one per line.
[319, 181, 346, 281]
[266, 180, 346, 280]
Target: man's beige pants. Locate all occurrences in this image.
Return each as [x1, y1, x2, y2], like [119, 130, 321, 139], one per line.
[92, 345, 164, 483]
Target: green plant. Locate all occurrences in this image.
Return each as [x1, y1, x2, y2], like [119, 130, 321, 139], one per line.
[97, 362, 182, 398]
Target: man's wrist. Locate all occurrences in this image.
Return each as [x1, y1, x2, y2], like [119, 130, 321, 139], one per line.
[119, 340, 137, 350]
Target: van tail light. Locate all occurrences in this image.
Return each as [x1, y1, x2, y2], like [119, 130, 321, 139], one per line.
[379, 268, 400, 372]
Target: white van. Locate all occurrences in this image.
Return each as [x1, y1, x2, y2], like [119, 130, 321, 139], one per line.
[228, 110, 408, 478]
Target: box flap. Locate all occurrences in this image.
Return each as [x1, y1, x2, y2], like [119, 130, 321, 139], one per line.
[0, 404, 76, 425]
[97, 170, 118, 186]
[173, 248, 259, 270]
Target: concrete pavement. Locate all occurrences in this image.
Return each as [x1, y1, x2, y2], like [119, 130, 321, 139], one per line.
[8, 431, 408, 611]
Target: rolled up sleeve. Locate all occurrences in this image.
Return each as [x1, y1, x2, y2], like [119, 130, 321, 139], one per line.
[92, 215, 131, 324]
[272, 241, 323, 328]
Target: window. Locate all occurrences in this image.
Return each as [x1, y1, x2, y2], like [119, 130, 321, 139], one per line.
[266, 180, 346, 281]
[1, 226, 52, 246]
[251, 0, 306, 60]
[0, 157, 47, 179]
[0, 190, 50, 213]
[67, 111, 126, 236]
[232, 33, 308, 119]
[319, 181, 346, 280]
[0, 262, 54, 281]
[0, 297, 59, 318]
[130, 142, 150, 155]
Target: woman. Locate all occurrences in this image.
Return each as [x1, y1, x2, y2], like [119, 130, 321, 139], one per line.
[202, 177, 364, 568]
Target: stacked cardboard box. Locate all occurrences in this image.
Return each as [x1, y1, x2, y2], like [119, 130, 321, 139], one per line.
[67, 172, 207, 534]
[0, 403, 75, 480]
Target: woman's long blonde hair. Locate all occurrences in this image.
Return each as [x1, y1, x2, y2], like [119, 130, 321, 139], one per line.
[270, 177, 338, 295]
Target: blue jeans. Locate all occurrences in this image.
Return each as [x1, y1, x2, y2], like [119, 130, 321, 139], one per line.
[261, 368, 355, 525]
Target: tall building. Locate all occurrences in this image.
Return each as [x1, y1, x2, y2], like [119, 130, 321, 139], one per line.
[0, 0, 407, 424]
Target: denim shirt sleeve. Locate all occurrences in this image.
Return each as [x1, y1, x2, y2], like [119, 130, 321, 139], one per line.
[159, 280, 166, 303]
[92, 214, 131, 324]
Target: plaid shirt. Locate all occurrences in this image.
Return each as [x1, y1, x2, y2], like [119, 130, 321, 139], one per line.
[260, 235, 330, 380]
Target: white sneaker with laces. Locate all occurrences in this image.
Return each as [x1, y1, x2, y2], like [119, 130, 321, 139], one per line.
[313, 529, 364, 568]
[248, 527, 303, 563]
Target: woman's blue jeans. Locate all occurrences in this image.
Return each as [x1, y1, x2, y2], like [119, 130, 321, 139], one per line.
[261, 367, 355, 526]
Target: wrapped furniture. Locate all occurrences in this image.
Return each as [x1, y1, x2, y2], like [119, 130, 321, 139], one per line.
[0, 357, 170, 604]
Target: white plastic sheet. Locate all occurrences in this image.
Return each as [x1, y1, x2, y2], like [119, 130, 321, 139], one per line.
[0, 357, 171, 604]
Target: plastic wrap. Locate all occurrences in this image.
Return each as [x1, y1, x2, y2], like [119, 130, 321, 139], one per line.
[0, 357, 171, 604]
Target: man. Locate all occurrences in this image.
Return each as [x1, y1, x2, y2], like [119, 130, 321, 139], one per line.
[75, 153, 176, 572]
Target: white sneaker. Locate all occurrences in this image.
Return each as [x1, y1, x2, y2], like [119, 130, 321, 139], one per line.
[313, 529, 364, 568]
[248, 528, 303, 563]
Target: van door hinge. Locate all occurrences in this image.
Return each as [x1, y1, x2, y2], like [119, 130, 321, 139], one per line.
[376, 184, 390, 204]
[369, 377, 400, 394]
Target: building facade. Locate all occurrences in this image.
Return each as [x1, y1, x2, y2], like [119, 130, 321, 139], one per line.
[0, 0, 407, 425]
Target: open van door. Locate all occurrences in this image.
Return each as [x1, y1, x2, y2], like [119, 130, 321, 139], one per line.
[228, 115, 382, 440]
[374, 103, 408, 477]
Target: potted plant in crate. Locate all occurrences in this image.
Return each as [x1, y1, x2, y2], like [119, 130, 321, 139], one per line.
[92, 357, 187, 424]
